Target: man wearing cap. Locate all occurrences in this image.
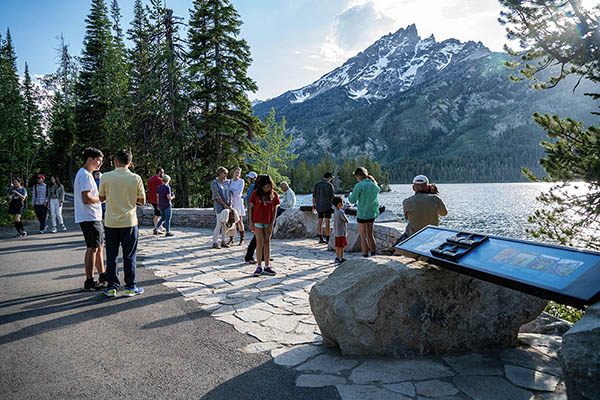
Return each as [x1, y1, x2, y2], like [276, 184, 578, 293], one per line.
[313, 172, 335, 244]
[402, 175, 448, 238]
[148, 168, 164, 235]
[279, 182, 296, 213]
[32, 174, 48, 234]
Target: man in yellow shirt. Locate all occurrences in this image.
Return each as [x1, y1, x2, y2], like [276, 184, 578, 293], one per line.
[99, 149, 146, 297]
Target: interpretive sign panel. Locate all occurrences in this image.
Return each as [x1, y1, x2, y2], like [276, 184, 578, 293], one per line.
[395, 226, 600, 309]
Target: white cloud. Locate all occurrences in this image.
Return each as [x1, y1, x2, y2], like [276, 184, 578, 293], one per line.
[302, 65, 320, 71]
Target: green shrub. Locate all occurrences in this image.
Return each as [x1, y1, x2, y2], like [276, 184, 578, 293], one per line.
[545, 301, 585, 323]
[0, 200, 36, 226]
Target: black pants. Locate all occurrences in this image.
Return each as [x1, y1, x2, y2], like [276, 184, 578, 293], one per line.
[245, 208, 285, 261]
[105, 225, 139, 289]
[34, 204, 48, 231]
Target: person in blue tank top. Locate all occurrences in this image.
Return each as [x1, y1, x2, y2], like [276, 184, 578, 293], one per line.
[348, 167, 380, 257]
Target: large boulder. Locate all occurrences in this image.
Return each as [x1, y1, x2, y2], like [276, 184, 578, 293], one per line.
[309, 257, 547, 357]
[273, 209, 319, 239]
[559, 301, 600, 400]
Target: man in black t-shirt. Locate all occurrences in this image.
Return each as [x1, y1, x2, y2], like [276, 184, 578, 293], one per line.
[312, 172, 335, 244]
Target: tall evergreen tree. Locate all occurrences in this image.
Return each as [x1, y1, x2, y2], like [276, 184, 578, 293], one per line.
[75, 0, 113, 153]
[499, 0, 600, 251]
[21, 62, 45, 185]
[0, 29, 25, 185]
[45, 35, 78, 187]
[187, 0, 261, 203]
[105, 0, 131, 151]
[127, 0, 159, 176]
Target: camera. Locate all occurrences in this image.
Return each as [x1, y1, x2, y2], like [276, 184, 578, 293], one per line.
[427, 184, 439, 194]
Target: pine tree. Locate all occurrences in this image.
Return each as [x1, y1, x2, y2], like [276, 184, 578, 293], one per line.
[21, 62, 45, 185]
[250, 108, 298, 184]
[105, 0, 131, 151]
[0, 29, 26, 185]
[128, 0, 159, 175]
[75, 0, 114, 153]
[187, 0, 261, 203]
[499, 0, 600, 250]
[45, 35, 78, 187]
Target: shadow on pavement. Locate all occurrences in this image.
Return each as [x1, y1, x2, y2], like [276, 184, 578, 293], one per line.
[0, 263, 83, 278]
[0, 240, 85, 254]
[0, 289, 81, 309]
[139, 309, 208, 329]
[0, 291, 179, 345]
[198, 358, 340, 400]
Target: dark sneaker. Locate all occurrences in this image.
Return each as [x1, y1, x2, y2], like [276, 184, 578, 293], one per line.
[165, 232, 174, 237]
[84, 278, 98, 292]
[98, 273, 108, 284]
[341, 258, 347, 263]
[153, 228, 159, 235]
[123, 286, 144, 297]
[334, 258, 342, 264]
[245, 258, 256, 264]
[221, 241, 230, 248]
[20, 231, 27, 237]
[104, 287, 117, 297]
[253, 267, 263, 276]
[318, 236, 325, 244]
[212, 243, 221, 249]
[263, 267, 276, 276]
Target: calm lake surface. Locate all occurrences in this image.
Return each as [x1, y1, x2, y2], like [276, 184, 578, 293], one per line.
[296, 182, 556, 240]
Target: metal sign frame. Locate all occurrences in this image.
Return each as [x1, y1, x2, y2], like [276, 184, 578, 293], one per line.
[395, 226, 600, 309]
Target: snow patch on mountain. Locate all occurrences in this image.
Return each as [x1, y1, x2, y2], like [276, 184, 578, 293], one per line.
[284, 25, 490, 105]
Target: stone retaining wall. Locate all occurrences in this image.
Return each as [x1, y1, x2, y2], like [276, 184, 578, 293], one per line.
[137, 206, 406, 249]
[137, 206, 216, 228]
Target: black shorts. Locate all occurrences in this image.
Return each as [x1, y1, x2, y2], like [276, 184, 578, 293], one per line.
[8, 199, 24, 215]
[357, 217, 375, 223]
[151, 203, 161, 217]
[318, 210, 333, 219]
[80, 221, 104, 249]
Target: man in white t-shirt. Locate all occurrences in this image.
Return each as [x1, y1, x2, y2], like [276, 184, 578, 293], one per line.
[74, 147, 107, 291]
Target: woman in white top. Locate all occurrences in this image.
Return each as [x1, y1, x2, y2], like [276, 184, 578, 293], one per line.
[229, 167, 246, 245]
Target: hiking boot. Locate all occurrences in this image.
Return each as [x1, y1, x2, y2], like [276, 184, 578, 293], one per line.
[221, 241, 230, 248]
[228, 237, 234, 245]
[51, 226, 57, 233]
[104, 287, 117, 297]
[212, 243, 220, 249]
[123, 286, 144, 297]
[253, 267, 263, 276]
[263, 267, 276, 276]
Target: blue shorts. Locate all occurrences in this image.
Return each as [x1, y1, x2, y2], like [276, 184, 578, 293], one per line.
[255, 223, 270, 228]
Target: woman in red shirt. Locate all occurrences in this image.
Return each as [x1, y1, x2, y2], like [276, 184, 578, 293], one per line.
[249, 175, 280, 276]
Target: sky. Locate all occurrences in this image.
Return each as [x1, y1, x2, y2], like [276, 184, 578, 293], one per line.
[0, 0, 511, 100]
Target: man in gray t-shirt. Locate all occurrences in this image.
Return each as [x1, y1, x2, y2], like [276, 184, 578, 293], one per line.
[211, 167, 232, 248]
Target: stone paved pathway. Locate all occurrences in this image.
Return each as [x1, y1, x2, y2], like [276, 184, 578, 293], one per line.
[138, 227, 567, 400]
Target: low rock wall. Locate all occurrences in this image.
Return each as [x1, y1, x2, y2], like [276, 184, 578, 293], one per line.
[137, 206, 216, 228]
[137, 206, 406, 250]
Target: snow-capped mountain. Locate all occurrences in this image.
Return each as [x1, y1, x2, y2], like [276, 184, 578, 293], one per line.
[288, 24, 490, 104]
[253, 24, 598, 183]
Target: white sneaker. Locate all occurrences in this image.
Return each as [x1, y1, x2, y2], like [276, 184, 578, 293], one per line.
[51, 227, 57, 233]
[61, 225, 67, 231]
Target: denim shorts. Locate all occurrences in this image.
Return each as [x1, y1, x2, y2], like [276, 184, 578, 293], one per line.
[255, 223, 270, 228]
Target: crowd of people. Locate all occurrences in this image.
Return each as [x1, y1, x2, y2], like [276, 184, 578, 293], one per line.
[6, 147, 448, 295]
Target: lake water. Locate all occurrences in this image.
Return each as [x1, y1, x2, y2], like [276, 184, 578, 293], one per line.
[296, 182, 557, 240]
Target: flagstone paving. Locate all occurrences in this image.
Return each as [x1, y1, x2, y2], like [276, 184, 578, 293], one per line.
[137, 227, 568, 400]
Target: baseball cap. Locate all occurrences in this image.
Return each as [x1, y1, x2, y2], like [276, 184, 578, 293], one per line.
[412, 175, 429, 184]
[37, 174, 45, 180]
[245, 171, 258, 179]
